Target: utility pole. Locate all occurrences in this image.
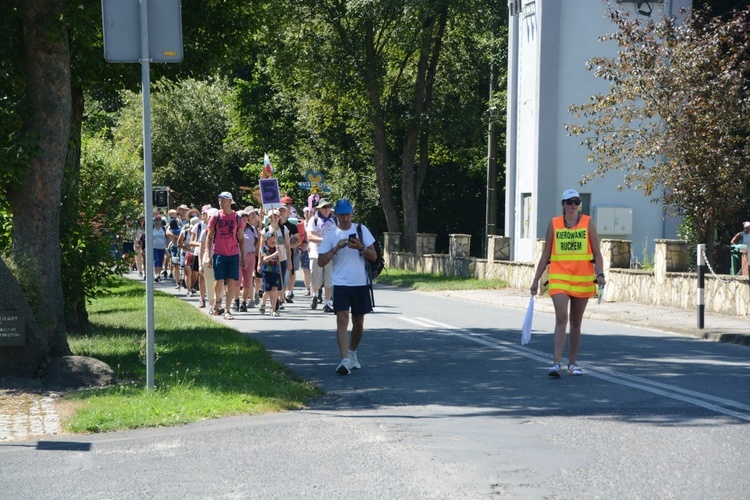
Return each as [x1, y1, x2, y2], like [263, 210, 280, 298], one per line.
[485, 57, 499, 257]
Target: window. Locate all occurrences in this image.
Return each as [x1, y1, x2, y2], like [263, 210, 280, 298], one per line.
[521, 193, 532, 239]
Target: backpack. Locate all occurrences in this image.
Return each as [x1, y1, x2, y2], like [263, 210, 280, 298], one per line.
[357, 223, 385, 280]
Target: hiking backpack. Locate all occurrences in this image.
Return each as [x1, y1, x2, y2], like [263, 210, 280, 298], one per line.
[357, 223, 385, 280]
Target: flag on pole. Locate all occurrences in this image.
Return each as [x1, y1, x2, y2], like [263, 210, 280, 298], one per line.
[263, 153, 273, 178]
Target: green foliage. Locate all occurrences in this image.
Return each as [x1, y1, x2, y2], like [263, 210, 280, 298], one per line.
[567, 7, 750, 253]
[232, 0, 508, 245]
[59, 132, 143, 325]
[114, 77, 253, 207]
[65, 278, 320, 433]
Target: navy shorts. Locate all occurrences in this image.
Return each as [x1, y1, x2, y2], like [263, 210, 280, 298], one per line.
[213, 253, 240, 282]
[332, 285, 372, 316]
[153, 248, 166, 268]
[263, 271, 282, 291]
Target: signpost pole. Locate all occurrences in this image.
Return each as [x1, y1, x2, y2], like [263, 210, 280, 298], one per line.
[140, 0, 155, 390]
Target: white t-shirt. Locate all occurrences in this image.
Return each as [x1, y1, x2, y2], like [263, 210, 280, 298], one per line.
[307, 214, 338, 259]
[319, 223, 375, 287]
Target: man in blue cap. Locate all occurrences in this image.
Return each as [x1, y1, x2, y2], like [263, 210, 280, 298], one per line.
[317, 199, 378, 375]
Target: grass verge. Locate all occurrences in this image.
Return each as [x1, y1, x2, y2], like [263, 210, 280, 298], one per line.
[64, 277, 321, 434]
[374, 268, 509, 291]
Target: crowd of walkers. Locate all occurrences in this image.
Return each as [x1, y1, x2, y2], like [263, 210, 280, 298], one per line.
[121, 191, 379, 375]
[121, 192, 343, 320]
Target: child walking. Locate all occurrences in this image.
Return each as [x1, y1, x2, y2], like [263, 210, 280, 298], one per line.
[259, 229, 282, 317]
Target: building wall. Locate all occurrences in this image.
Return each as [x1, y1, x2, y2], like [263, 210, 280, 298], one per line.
[506, 0, 692, 263]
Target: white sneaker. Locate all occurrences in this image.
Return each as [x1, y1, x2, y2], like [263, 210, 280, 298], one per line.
[349, 352, 361, 369]
[336, 358, 351, 375]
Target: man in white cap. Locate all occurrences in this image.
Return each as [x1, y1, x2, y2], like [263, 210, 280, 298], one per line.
[205, 191, 246, 319]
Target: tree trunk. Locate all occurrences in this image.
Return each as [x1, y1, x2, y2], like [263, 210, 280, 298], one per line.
[62, 86, 89, 328]
[400, 6, 448, 253]
[363, 18, 401, 236]
[10, 0, 72, 357]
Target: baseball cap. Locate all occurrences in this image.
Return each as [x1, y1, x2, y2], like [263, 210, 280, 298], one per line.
[264, 228, 276, 238]
[201, 204, 213, 214]
[316, 198, 332, 209]
[744, 222, 750, 228]
[334, 198, 353, 215]
[280, 196, 293, 205]
[267, 209, 280, 216]
[218, 191, 235, 204]
[561, 189, 580, 201]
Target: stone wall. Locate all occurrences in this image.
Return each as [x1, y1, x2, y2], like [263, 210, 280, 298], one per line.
[384, 233, 750, 317]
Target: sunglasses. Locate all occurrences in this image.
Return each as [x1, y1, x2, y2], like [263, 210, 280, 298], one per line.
[564, 199, 582, 206]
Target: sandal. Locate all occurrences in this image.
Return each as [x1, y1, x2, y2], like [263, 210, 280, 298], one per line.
[224, 312, 235, 320]
[567, 363, 583, 376]
[548, 363, 562, 378]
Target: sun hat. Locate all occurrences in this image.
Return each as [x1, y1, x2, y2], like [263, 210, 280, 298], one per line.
[334, 199, 353, 215]
[561, 189, 580, 201]
[316, 198, 333, 209]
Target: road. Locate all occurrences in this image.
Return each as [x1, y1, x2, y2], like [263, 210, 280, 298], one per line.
[1, 283, 749, 499]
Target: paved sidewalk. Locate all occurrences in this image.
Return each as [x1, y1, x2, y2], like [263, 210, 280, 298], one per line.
[430, 288, 750, 345]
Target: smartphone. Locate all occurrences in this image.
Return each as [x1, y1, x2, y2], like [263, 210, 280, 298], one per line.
[348, 234, 357, 241]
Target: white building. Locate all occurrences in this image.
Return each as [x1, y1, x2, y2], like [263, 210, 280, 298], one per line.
[505, 0, 692, 263]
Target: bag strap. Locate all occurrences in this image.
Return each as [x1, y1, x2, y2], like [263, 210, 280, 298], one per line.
[357, 223, 375, 307]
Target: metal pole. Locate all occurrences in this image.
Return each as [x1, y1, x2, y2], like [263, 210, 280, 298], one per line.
[140, 0, 155, 389]
[485, 51, 498, 257]
[697, 243, 705, 329]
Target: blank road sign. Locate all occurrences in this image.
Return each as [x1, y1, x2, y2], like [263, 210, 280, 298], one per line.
[102, 0, 183, 63]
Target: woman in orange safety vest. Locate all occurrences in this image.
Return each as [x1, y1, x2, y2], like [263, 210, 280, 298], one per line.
[530, 189, 606, 379]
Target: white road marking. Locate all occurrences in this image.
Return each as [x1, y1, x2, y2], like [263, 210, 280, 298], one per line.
[405, 316, 750, 421]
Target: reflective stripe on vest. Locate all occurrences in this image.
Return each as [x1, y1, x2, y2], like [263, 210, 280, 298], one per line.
[549, 215, 595, 296]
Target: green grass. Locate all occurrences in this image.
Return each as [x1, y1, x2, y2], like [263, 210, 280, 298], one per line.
[375, 268, 509, 291]
[64, 277, 321, 434]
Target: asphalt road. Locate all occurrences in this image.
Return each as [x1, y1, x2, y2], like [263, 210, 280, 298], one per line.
[1, 282, 749, 499]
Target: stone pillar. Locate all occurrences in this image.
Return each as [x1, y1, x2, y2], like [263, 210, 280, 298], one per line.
[487, 236, 511, 262]
[654, 239, 689, 273]
[450, 234, 471, 258]
[600, 239, 632, 272]
[416, 233, 437, 255]
[383, 232, 401, 253]
[654, 239, 689, 284]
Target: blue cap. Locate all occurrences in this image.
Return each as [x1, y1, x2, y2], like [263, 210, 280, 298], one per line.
[334, 199, 353, 215]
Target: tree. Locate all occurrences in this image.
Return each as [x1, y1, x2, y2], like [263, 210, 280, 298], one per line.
[566, 7, 750, 255]
[236, 0, 507, 252]
[114, 78, 253, 206]
[1, 0, 266, 375]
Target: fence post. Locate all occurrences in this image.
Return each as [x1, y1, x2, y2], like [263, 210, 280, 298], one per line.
[697, 244, 705, 329]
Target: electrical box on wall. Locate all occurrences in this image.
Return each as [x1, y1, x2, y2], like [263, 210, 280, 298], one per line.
[594, 207, 633, 236]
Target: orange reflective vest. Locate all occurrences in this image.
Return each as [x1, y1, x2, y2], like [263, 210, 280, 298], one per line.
[549, 215, 596, 298]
